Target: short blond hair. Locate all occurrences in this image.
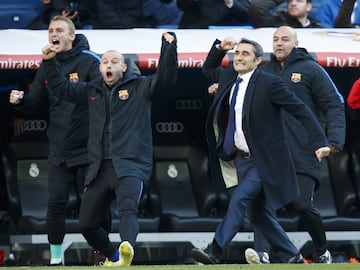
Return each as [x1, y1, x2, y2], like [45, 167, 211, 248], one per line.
[50, 15, 76, 35]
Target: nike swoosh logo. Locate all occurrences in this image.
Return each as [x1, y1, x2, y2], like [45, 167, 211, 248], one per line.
[90, 96, 97, 101]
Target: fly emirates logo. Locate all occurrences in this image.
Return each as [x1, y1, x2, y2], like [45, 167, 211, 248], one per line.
[317, 53, 360, 68]
[0, 56, 42, 69]
[325, 56, 360, 67]
[146, 57, 204, 69]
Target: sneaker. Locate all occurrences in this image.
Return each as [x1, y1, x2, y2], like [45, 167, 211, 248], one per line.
[47, 262, 63, 267]
[245, 248, 270, 264]
[49, 258, 62, 265]
[318, 250, 332, 264]
[100, 241, 134, 267]
[119, 241, 134, 266]
[100, 258, 121, 267]
[287, 253, 304, 264]
[94, 250, 107, 266]
[191, 243, 221, 264]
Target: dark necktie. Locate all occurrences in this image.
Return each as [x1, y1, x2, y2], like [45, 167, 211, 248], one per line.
[223, 77, 242, 155]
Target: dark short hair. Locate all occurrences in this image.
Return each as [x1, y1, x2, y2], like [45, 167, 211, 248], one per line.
[238, 38, 263, 58]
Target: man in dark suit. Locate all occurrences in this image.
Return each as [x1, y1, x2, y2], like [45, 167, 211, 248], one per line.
[191, 37, 330, 264]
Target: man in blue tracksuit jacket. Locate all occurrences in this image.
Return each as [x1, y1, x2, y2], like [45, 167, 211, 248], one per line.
[40, 32, 178, 266]
[9, 16, 111, 265]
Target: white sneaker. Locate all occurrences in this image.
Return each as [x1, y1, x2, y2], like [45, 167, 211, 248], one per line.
[319, 250, 332, 264]
[245, 248, 270, 264]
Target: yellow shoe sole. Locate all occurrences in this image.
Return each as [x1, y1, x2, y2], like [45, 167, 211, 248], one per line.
[119, 241, 134, 266]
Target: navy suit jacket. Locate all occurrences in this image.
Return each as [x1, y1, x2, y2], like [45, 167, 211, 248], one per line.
[203, 40, 329, 209]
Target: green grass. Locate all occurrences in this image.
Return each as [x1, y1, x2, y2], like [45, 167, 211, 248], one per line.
[3, 264, 360, 270]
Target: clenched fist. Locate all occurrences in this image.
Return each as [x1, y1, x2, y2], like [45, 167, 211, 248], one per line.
[163, 32, 175, 44]
[42, 44, 57, 60]
[9, 90, 24, 104]
[315, 146, 330, 161]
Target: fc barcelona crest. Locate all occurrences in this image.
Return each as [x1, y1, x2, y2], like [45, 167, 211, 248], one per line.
[291, 73, 302, 83]
[69, 73, 79, 83]
[118, 89, 129, 100]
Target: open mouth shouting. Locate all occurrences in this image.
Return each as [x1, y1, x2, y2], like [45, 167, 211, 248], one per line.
[106, 71, 113, 80]
[104, 70, 114, 86]
[51, 39, 60, 50]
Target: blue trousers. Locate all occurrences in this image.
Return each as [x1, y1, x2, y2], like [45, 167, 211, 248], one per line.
[214, 154, 299, 259]
[79, 160, 143, 258]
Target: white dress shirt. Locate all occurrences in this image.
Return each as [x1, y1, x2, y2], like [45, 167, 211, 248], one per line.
[229, 70, 255, 153]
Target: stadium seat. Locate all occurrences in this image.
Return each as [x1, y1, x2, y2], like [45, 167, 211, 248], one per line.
[327, 149, 359, 217]
[3, 138, 162, 235]
[2, 141, 81, 234]
[314, 159, 338, 217]
[323, 149, 360, 231]
[349, 141, 360, 210]
[150, 146, 220, 232]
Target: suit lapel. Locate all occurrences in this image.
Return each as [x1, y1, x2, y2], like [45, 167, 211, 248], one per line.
[213, 77, 238, 119]
[242, 69, 259, 128]
[209, 76, 238, 147]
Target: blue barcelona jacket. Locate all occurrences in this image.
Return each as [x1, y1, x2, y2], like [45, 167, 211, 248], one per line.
[260, 47, 346, 185]
[42, 33, 178, 186]
[15, 34, 101, 167]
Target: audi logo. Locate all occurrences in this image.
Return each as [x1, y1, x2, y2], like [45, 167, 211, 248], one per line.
[155, 122, 184, 133]
[175, 99, 203, 110]
[24, 120, 48, 131]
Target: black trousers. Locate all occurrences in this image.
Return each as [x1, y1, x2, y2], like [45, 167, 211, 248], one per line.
[79, 160, 143, 259]
[47, 162, 86, 244]
[254, 173, 327, 259]
[47, 162, 112, 244]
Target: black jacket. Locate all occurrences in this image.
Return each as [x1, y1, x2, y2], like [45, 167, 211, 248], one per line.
[203, 40, 328, 209]
[42, 33, 178, 186]
[16, 34, 101, 167]
[261, 48, 345, 184]
[249, 0, 323, 28]
[177, 0, 249, 28]
[90, 0, 147, 29]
